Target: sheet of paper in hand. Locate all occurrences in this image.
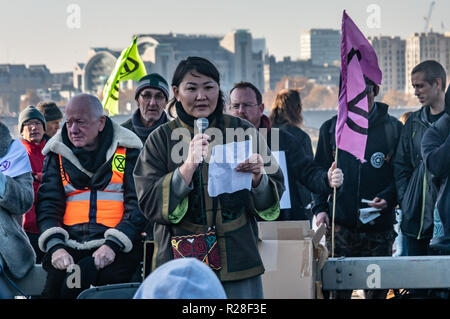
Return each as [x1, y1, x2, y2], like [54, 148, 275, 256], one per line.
[207, 140, 253, 197]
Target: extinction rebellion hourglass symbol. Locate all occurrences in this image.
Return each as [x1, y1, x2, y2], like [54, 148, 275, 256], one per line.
[0, 160, 10, 172]
[113, 155, 126, 173]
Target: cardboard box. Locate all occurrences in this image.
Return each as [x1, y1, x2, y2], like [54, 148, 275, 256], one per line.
[257, 221, 327, 299]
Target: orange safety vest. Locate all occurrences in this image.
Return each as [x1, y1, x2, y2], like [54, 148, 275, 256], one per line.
[59, 147, 126, 228]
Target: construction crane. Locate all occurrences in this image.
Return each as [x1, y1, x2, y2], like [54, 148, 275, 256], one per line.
[424, 1, 436, 33]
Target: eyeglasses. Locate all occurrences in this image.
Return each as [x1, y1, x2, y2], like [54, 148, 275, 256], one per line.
[140, 92, 166, 102]
[23, 120, 43, 127]
[229, 103, 259, 111]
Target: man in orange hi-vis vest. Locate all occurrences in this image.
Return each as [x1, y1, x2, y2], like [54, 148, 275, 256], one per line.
[36, 94, 146, 299]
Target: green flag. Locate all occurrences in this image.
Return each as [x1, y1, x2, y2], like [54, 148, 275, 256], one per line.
[102, 36, 147, 116]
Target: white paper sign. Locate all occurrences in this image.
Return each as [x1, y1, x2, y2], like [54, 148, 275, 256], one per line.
[271, 151, 291, 210]
[359, 207, 381, 224]
[207, 140, 253, 197]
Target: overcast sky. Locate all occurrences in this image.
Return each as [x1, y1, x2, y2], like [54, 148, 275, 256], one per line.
[0, 0, 448, 72]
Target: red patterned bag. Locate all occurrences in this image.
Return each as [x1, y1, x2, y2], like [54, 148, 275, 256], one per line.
[170, 228, 221, 270]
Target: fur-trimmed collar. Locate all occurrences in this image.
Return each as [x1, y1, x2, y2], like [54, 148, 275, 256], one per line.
[42, 119, 142, 177]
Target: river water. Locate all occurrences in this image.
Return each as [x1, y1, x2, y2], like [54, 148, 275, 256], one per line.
[1, 107, 419, 146]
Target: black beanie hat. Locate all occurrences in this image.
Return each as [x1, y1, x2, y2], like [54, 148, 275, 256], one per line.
[36, 101, 63, 122]
[135, 73, 170, 100]
[18, 105, 46, 133]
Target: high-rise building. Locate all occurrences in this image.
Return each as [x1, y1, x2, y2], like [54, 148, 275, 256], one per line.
[369, 36, 406, 96]
[300, 29, 340, 66]
[405, 32, 450, 94]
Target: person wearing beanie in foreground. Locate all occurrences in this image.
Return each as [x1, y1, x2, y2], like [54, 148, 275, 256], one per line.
[36, 101, 63, 139]
[18, 105, 47, 263]
[122, 73, 170, 145]
[133, 258, 227, 299]
[0, 121, 36, 298]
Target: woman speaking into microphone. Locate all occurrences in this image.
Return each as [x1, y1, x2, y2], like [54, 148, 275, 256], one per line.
[133, 56, 285, 298]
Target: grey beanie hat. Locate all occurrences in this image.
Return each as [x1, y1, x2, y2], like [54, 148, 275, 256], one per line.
[0, 121, 12, 158]
[18, 105, 46, 133]
[135, 73, 170, 100]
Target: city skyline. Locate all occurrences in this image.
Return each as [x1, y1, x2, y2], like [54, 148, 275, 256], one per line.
[1, 0, 449, 73]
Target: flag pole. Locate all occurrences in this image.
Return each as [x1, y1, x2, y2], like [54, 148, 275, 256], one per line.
[331, 147, 338, 258]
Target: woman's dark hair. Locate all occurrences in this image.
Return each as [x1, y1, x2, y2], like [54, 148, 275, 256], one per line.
[167, 56, 225, 118]
[269, 89, 304, 127]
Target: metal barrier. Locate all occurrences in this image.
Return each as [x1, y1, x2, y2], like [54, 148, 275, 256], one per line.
[321, 256, 450, 290]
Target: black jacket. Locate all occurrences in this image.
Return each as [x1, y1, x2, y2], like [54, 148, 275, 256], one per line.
[422, 113, 450, 236]
[262, 123, 317, 221]
[36, 118, 146, 255]
[313, 103, 402, 232]
[393, 106, 445, 239]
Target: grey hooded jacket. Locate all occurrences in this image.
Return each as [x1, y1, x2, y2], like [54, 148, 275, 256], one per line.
[0, 134, 36, 279]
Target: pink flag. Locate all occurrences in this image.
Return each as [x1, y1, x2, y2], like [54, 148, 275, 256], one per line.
[336, 11, 382, 163]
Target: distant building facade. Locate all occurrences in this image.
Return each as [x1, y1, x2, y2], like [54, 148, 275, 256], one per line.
[0, 64, 73, 115]
[300, 29, 340, 66]
[405, 32, 450, 94]
[264, 56, 340, 91]
[74, 30, 265, 101]
[369, 36, 406, 96]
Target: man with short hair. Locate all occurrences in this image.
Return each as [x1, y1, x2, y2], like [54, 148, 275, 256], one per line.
[36, 101, 63, 139]
[37, 94, 146, 298]
[228, 82, 343, 221]
[122, 73, 170, 144]
[18, 105, 47, 263]
[314, 77, 402, 299]
[394, 60, 447, 257]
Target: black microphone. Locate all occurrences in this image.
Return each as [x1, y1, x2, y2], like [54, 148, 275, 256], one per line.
[196, 118, 209, 163]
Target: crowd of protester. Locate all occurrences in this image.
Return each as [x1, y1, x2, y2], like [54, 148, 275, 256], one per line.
[0, 57, 448, 299]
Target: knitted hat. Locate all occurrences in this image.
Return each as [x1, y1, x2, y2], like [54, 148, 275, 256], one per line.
[0, 121, 12, 158]
[36, 101, 63, 122]
[135, 73, 170, 100]
[133, 258, 227, 299]
[18, 105, 46, 133]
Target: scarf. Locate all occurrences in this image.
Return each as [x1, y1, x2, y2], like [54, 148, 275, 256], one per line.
[62, 117, 114, 172]
[131, 109, 168, 140]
